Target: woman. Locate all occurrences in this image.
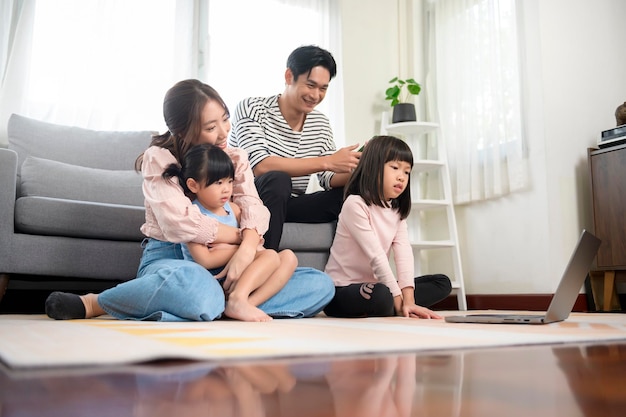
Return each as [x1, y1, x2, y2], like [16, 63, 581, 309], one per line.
[45, 79, 334, 321]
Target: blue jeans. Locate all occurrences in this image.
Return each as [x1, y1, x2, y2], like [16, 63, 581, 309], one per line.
[98, 239, 335, 321]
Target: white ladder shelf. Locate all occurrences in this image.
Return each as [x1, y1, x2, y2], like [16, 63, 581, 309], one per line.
[382, 118, 467, 310]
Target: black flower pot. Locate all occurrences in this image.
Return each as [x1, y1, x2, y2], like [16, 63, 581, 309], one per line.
[391, 103, 417, 123]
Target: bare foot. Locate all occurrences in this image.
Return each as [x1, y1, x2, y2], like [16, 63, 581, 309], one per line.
[80, 293, 106, 318]
[224, 298, 272, 322]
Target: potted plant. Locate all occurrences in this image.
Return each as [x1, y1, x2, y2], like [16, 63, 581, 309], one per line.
[385, 77, 422, 123]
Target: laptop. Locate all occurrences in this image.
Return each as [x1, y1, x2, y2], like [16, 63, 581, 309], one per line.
[445, 230, 601, 325]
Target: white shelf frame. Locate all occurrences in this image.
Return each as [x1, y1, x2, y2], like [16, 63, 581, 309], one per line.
[382, 118, 467, 310]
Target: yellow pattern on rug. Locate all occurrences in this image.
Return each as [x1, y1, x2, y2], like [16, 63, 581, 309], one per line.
[1, 312, 625, 369]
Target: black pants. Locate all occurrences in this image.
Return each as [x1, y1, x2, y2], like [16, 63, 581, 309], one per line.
[323, 274, 453, 318]
[255, 171, 343, 250]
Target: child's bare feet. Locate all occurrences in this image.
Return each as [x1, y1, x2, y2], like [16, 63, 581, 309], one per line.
[224, 297, 272, 322]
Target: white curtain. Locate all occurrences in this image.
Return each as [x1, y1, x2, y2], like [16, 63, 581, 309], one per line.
[425, 0, 528, 204]
[0, 0, 343, 145]
[0, 0, 34, 144]
[0, 0, 201, 141]
[205, 0, 344, 145]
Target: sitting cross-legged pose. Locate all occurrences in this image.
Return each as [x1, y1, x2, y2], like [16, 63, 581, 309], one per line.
[163, 143, 298, 322]
[45, 79, 334, 322]
[323, 135, 452, 319]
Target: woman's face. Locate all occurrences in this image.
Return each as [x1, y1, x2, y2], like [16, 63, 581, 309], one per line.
[196, 99, 231, 150]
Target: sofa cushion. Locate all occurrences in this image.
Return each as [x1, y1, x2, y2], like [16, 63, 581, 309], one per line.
[20, 156, 144, 206]
[7, 113, 153, 172]
[279, 222, 337, 251]
[15, 196, 145, 241]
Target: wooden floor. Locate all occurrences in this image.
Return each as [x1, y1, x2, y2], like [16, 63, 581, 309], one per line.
[1, 340, 625, 416]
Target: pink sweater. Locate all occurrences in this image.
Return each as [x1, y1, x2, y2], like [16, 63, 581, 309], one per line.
[139, 146, 270, 245]
[324, 195, 414, 297]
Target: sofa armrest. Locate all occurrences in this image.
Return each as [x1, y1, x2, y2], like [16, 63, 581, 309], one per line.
[0, 148, 18, 238]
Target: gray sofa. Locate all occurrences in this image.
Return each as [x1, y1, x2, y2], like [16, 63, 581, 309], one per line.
[0, 114, 336, 304]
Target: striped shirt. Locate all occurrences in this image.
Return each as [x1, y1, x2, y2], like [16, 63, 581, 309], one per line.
[229, 95, 336, 196]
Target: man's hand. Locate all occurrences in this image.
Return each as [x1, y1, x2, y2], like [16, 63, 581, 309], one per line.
[326, 144, 361, 173]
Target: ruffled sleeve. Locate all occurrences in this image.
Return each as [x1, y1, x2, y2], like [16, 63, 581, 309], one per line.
[226, 147, 270, 236]
[140, 146, 218, 244]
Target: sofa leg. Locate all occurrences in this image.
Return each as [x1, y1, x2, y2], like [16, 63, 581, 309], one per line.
[0, 274, 9, 305]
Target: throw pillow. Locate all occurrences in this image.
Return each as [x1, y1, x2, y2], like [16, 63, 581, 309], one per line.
[20, 156, 144, 206]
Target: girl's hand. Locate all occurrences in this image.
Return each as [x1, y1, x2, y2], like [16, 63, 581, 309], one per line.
[400, 303, 442, 319]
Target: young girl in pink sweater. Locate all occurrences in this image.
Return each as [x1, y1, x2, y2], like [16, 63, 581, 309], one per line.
[324, 135, 451, 318]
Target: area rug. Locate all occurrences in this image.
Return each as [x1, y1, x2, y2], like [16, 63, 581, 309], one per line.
[1, 311, 626, 369]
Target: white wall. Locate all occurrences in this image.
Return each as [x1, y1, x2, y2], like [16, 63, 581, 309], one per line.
[339, 0, 398, 142]
[340, 0, 626, 294]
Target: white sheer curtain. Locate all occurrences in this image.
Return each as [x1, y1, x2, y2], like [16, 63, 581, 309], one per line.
[0, 0, 34, 144]
[425, 0, 528, 204]
[205, 0, 344, 145]
[0, 0, 342, 146]
[0, 0, 200, 142]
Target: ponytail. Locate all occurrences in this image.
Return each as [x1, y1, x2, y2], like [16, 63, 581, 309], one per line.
[162, 161, 193, 197]
[135, 130, 188, 172]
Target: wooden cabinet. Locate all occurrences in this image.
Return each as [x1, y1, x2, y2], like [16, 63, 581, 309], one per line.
[587, 144, 626, 311]
[588, 144, 626, 269]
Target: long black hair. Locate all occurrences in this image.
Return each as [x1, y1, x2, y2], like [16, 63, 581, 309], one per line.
[344, 135, 413, 219]
[162, 143, 235, 197]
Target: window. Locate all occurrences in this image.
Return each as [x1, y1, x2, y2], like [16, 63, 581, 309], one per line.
[206, 0, 344, 145]
[426, 0, 528, 203]
[25, 0, 180, 132]
[1, 0, 342, 143]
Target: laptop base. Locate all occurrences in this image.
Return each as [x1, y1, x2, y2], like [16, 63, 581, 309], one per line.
[445, 314, 548, 324]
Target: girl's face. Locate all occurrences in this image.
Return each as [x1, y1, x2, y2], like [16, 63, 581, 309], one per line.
[383, 160, 411, 201]
[196, 99, 231, 150]
[187, 177, 234, 213]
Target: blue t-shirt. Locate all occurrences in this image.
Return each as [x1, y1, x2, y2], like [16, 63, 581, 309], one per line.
[181, 200, 238, 275]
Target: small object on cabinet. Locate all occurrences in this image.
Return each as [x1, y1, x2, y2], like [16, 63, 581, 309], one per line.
[616, 101, 626, 126]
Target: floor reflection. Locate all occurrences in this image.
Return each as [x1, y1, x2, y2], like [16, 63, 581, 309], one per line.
[553, 343, 626, 416]
[0, 351, 464, 417]
[2, 342, 625, 417]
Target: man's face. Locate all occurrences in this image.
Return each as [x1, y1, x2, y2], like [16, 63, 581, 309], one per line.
[285, 66, 331, 113]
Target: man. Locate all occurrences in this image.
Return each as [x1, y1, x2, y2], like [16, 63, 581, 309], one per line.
[229, 45, 361, 250]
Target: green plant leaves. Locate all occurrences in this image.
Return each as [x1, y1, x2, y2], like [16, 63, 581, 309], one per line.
[385, 77, 421, 107]
[385, 85, 401, 106]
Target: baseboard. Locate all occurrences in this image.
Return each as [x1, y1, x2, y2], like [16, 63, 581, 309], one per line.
[432, 294, 589, 312]
[0, 290, 596, 315]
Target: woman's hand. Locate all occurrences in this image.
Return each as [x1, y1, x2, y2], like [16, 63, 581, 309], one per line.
[217, 244, 256, 294]
[215, 228, 260, 294]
